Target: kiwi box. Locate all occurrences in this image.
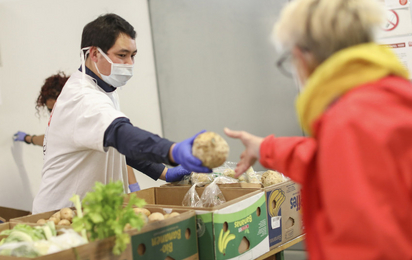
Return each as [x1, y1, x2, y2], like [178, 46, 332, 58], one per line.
[7, 207, 199, 260]
[126, 186, 270, 260]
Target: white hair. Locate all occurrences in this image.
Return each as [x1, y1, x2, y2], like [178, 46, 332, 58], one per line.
[274, 0, 385, 63]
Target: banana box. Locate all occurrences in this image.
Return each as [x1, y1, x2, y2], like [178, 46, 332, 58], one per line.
[127, 187, 270, 260]
[264, 180, 304, 250]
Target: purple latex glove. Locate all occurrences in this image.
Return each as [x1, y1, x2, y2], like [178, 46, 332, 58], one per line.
[13, 131, 27, 142]
[165, 165, 192, 182]
[129, 182, 141, 193]
[172, 130, 212, 173]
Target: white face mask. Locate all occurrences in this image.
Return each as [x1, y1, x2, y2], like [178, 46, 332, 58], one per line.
[89, 47, 134, 88]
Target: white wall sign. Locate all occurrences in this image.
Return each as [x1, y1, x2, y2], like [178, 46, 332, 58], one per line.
[385, 0, 409, 9]
[379, 35, 412, 78]
[378, 7, 412, 38]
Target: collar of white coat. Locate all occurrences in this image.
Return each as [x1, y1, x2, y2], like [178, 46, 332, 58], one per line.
[78, 65, 116, 93]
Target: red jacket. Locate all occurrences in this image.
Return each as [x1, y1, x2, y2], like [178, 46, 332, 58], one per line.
[260, 76, 412, 260]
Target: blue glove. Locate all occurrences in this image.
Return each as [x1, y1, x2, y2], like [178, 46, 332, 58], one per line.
[13, 131, 27, 142]
[172, 130, 212, 173]
[165, 165, 192, 182]
[129, 182, 141, 192]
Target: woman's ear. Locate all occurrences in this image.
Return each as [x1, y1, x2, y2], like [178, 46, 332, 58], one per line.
[292, 47, 318, 82]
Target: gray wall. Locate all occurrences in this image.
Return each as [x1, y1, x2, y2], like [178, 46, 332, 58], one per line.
[149, 0, 302, 169]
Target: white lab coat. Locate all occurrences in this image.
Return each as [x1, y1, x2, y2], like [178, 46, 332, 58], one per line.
[32, 70, 128, 214]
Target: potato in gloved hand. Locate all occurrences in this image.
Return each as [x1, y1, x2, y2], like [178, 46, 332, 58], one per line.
[192, 131, 229, 168]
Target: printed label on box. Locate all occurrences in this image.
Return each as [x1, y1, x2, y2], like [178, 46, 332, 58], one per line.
[266, 189, 285, 248]
[271, 216, 281, 229]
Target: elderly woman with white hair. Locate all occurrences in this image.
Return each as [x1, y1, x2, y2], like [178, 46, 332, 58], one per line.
[225, 0, 412, 259]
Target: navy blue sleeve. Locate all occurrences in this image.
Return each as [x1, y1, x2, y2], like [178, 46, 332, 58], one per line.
[104, 117, 175, 165]
[126, 158, 166, 180]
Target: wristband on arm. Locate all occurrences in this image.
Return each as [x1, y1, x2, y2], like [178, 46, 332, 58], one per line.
[24, 135, 31, 144]
[30, 135, 37, 145]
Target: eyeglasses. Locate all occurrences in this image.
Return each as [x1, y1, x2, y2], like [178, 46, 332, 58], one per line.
[276, 51, 293, 78]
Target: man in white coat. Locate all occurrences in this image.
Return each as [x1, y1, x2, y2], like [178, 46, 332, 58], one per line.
[32, 14, 211, 214]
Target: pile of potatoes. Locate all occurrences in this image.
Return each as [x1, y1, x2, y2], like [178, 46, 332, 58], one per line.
[124, 208, 180, 231]
[133, 208, 180, 223]
[36, 208, 75, 226]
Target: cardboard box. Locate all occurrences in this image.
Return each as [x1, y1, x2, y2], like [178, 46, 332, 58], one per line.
[128, 207, 199, 260]
[0, 221, 132, 260]
[161, 179, 305, 252]
[162, 183, 262, 188]
[217, 183, 262, 188]
[0, 206, 31, 222]
[264, 180, 304, 250]
[128, 186, 270, 260]
[6, 208, 199, 260]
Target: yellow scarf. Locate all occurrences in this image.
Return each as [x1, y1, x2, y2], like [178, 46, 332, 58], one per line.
[296, 43, 409, 136]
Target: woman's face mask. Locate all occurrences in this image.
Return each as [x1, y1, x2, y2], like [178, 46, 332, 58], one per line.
[94, 47, 134, 88]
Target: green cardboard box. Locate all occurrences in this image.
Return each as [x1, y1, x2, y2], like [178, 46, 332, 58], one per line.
[128, 187, 270, 260]
[7, 207, 199, 260]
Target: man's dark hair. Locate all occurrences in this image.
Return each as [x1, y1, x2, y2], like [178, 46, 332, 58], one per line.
[81, 13, 136, 53]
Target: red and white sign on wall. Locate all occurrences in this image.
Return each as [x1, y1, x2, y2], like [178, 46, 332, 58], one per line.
[384, 0, 409, 9]
[378, 6, 412, 38]
[378, 0, 412, 79]
[383, 10, 399, 31]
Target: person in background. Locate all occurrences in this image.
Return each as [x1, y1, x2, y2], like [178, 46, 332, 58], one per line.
[32, 13, 211, 214]
[13, 72, 142, 193]
[225, 0, 412, 259]
[13, 72, 68, 146]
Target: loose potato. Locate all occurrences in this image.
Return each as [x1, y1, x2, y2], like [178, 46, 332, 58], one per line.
[48, 217, 59, 225]
[148, 212, 165, 223]
[60, 208, 74, 222]
[133, 208, 151, 217]
[36, 219, 46, 225]
[57, 219, 71, 226]
[192, 131, 229, 168]
[164, 212, 180, 219]
[141, 215, 149, 225]
[51, 212, 61, 222]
